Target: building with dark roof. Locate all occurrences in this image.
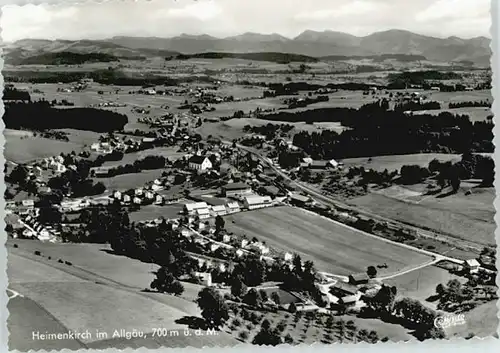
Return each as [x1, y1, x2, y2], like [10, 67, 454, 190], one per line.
[221, 182, 252, 197]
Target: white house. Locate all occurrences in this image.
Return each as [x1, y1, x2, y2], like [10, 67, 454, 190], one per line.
[113, 191, 122, 200]
[22, 199, 35, 208]
[184, 202, 209, 215]
[222, 234, 231, 243]
[236, 249, 244, 257]
[211, 205, 227, 216]
[145, 191, 154, 200]
[135, 188, 144, 196]
[155, 195, 163, 205]
[194, 272, 212, 286]
[133, 197, 142, 205]
[188, 155, 212, 172]
[464, 259, 481, 273]
[243, 195, 273, 210]
[283, 252, 293, 262]
[196, 208, 211, 220]
[225, 202, 241, 214]
[123, 195, 131, 203]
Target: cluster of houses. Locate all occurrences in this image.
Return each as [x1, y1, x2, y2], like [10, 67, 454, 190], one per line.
[18, 215, 60, 242]
[183, 201, 241, 220]
[112, 183, 178, 206]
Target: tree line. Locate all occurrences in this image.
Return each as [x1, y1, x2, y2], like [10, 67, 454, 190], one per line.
[449, 100, 491, 109]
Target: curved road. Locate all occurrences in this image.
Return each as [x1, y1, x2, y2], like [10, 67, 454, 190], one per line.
[223, 140, 493, 279]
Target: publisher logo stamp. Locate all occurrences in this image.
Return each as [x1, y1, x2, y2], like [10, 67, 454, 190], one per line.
[434, 314, 466, 329]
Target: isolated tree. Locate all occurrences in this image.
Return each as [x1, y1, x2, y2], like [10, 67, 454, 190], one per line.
[288, 302, 297, 313]
[230, 276, 248, 298]
[271, 291, 281, 305]
[196, 287, 229, 328]
[215, 215, 225, 233]
[367, 266, 378, 278]
[150, 267, 184, 295]
[243, 288, 262, 307]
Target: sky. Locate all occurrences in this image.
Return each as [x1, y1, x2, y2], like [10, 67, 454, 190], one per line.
[0, 0, 492, 43]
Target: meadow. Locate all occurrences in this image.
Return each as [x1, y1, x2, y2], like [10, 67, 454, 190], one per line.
[224, 206, 432, 276]
[5, 129, 84, 163]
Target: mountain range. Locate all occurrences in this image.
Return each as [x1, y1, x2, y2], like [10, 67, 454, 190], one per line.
[4, 29, 492, 66]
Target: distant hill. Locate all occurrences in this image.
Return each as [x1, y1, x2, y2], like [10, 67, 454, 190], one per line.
[17, 52, 119, 65]
[175, 52, 318, 63]
[7, 29, 492, 66]
[3, 38, 178, 65]
[105, 29, 490, 66]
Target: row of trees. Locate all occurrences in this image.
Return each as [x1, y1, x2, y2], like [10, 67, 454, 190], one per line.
[394, 101, 441, 112]
[449, 100, 491, 109]
[98, 155, 167, 177]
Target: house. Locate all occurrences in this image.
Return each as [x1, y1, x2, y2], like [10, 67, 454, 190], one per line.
[243, 195, 273, 210]
[211, 205, 227, 216]
[194, 272, 212, 286]
[21, 200, 35, 208]
[349, 273, 370, 285]
[184, 202, 209, 215]
[188, 155, 212, 172]
[225, 202, 241, 214]
[145, 191, 154, 200]
[283, 252, 293, 262]
[210, 244, 221, 252]
[289, 193, 310, 207]
[236, 249, 244, 257]
[222, 234, 231, 243]
[330, 281, 358, 297]
[123, 195, 131, 203]
[339, 293, 361, 306]
[221, 182, 252, 197]
[463, 259, 481, 273]
[135, 188, 144, 196]
[431, 86, 441, 91]
[91, 167, 111, 178]
[155, 195, 163, 205]
[196, 208, 211, 220]
[133, 197, 142, 205]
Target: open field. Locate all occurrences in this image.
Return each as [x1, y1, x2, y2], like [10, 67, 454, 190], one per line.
[340, 153, 462, 172]
[129, 204, 184, 222]
[5, 128, 85, 163]
[383, 265, 466, 308]
[7, 239, 237, 350]
[411, 107, 492, 122]
[224, 206, 432, 276]
[444, 301, 499, 338]
[349, 186, 495, 246]
[196, 117, 344, 141]
[102, 146, 185, 168]
[92, 169, 164, 191]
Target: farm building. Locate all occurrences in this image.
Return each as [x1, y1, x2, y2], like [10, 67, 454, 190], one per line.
[188, 155, 212, 172]
[196, 208, 211, 220]
[21, 200, 35, 208]
[211, 205, 227, 216]
[260, 185, 282, 198]
[349, 273, 370, 285]
[289, 193, 311, 207]
[226, 202, 241, 214]
[221, 182, 252, 197]
[90, 166, 112, 178]
[184, 202, 209, 215]
[463, 259, 481, 273]
[194, 272, 212, 286]
[243, 195, 273, 210]
[330, 281, 358, 298]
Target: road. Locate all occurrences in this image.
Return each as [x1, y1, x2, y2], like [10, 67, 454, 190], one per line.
[221, 140, 496, 278]
[227, 140, 482, 253]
